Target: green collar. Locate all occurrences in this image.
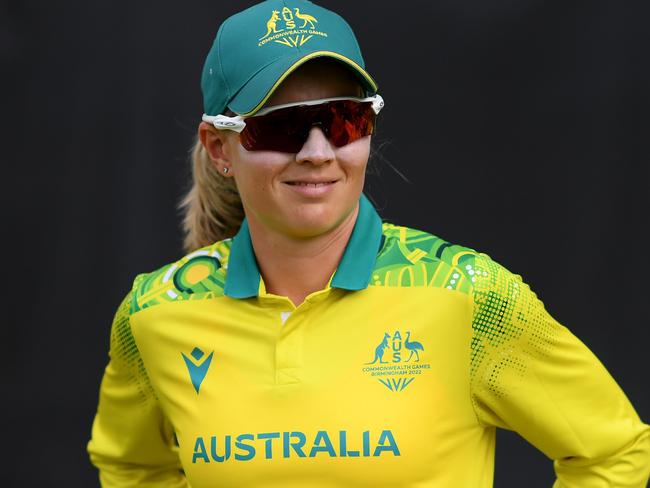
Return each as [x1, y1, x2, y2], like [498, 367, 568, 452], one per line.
[224, 194, 383, 299]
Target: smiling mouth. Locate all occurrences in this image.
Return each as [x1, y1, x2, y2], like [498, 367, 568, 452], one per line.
[284, 181, 338, 187]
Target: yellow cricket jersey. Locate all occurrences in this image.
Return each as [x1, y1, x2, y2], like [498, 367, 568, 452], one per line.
[88, 194, 650, 487]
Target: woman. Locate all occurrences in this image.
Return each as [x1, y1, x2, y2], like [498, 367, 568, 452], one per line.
[87, 0, 650, 486]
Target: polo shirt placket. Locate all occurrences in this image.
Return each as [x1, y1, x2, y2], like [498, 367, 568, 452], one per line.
[224, 194, 383, 388]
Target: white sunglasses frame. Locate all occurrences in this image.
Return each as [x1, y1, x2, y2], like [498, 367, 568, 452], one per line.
[202, 94, 384, 133]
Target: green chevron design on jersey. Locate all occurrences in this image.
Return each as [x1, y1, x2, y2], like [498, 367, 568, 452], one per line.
[131, 240, 233, 313]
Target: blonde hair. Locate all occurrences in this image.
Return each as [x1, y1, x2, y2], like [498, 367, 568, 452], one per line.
[179, 137, 244, 252]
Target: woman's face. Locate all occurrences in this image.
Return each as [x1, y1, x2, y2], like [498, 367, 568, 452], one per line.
[208, 62, 370, 240]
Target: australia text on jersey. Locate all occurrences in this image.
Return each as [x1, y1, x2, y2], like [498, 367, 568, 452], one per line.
[192, 430, 400, 463]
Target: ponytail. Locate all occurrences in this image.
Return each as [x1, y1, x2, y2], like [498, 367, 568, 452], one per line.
[179, 137, 245, 252]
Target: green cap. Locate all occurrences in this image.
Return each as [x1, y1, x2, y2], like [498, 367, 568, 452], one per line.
[201, 0, 378, 116]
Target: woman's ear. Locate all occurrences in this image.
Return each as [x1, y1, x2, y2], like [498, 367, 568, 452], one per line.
[198, 121, 234, 176]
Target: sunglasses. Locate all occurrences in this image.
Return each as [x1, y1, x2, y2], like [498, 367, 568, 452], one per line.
[202, 95, 384, 153]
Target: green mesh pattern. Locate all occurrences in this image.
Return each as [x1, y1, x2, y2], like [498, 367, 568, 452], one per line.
[131, 239, 232, 313]
[466, 256, 524, 383]
[110, 285, 156, 404]
[466, 253, 562, 403]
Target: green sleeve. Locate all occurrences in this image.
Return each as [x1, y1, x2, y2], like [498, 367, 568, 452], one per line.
[87, 286, 188, 487]
[468, 254, 650, 486]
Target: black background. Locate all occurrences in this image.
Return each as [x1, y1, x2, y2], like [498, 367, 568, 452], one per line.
[3, 0, 649, 486]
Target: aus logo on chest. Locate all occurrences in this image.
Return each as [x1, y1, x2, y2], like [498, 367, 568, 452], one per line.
[361, 330, 431, 392]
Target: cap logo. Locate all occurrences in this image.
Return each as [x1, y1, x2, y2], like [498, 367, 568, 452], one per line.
[258, 7, 327, 48]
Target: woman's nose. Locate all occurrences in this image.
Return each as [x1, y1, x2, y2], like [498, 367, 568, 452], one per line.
[295, 126, 335, 165]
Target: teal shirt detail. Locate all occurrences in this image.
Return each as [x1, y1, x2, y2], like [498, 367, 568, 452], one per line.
[330, 194, 383, 290]
[224, 193, 383, 299]
[224, 218, 261, 299]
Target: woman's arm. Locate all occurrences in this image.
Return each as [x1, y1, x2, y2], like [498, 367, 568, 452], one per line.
[87, 290, 188, 487]
[468, 254, 650, 486]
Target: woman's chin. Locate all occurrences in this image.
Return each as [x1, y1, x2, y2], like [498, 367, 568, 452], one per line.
[276, 207, 353, 240]
[281, 219, 340, 239]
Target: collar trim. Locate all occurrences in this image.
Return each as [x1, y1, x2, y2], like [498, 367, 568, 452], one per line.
[224, 194, 382, 299]
[224, 218, 260, 299]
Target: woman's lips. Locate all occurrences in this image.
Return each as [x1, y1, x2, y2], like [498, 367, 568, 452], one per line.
[283, 180, 338, 196]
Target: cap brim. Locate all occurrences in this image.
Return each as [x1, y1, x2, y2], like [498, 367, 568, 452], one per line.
[227, 51, 378, 116]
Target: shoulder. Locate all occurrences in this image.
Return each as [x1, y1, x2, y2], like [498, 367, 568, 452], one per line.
[374, 222, 506, 294]
[129, 239, 235, 314]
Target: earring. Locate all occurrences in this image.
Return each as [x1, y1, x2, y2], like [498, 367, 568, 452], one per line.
[223, 167, 229, 174]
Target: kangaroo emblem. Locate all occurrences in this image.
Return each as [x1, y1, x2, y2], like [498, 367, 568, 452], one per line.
[366, 333, 390, 364]
[259, 10, 282, 40]
[294, 8, 318, 29]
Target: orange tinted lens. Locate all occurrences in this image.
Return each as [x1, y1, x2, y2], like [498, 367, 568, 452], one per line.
[328, 100, 375, 147]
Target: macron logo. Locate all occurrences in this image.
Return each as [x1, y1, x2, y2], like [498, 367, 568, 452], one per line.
[182, 347, 214, 394]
